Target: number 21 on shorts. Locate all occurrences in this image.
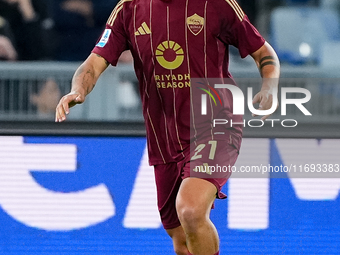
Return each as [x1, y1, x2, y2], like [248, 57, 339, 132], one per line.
[191, 140, 217, 161]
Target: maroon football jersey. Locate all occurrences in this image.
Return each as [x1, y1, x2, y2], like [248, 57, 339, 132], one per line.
[92, 0, 265, 165]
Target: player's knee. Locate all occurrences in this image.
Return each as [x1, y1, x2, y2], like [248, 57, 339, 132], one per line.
[176, 204, 205, 232]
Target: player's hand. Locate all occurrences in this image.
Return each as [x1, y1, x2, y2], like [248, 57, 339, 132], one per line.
[55, 92, 84, 122]
[252, 89, 278, 121]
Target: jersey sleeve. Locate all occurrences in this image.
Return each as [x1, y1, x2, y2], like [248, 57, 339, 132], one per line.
[92, 3, 129, 66]
[218, 0, 265, 58]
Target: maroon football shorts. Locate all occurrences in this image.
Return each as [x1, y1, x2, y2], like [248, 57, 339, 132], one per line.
[154, 129, 241, 230]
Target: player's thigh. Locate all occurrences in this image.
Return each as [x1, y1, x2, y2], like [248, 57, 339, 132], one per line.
[176, 177, 217, 220]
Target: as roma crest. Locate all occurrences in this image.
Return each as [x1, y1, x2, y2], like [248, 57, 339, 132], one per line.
[187, 13, 204, 36]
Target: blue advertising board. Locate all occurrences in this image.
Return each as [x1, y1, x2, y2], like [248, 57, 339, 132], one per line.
[0, 136, 339, 254]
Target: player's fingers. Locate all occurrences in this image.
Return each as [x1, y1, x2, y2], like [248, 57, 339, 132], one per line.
[252, 93, 261, 105]
[55, 102, 65, 122]
[55, 99, 62, 122]
[259, 98, 266, 110]
[55, 100, 66, 122]
[259, 94, 273, 110]
[57, 99, 68, 122]
[259, 95, 278, 120]
[252, 99, 269, 118]
[55, 94, 77, 122]
[61, 94, 80, 120]
[261, 114, 271, 121]
[61, 101, 70, 117]
[251, 93, 261, 117]
[253, 94, 271, 117]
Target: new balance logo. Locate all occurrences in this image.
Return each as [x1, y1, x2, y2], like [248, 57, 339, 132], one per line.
[135, 22, 151, 36]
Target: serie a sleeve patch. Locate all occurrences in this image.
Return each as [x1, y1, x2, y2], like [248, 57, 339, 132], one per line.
[96, 29, 112, 48]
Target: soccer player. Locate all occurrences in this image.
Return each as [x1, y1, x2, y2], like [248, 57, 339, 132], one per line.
[55, 0, 280, 254]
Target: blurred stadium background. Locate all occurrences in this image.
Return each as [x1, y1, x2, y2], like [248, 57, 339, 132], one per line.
[1, 0, 340, 254]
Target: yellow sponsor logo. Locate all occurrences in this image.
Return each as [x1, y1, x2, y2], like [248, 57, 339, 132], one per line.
[155, 73, 191, 89]
[155, 41, 184, 70]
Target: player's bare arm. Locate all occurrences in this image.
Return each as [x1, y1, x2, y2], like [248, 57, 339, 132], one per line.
[251, 41, 280, 120]
[55, 53, 109, 122]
